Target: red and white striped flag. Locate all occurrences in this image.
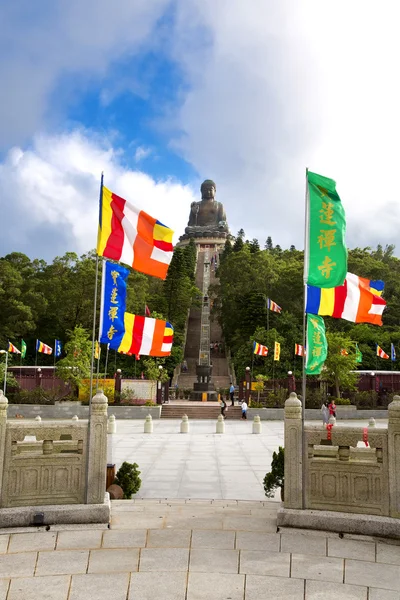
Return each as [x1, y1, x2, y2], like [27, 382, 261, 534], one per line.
[267, 298, 282, 313]
[8, 342, 21, 354]
[377, 345, 389, 359]
[294, 343, 305, 357]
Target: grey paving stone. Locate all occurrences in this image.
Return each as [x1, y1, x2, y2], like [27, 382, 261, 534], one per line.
[129, 572, 187, 600]
[291, 554, 344, 583]
[369, 589, 400, 600]
[111, 513, 165, 529]
[223, 516, 276, 532]
[102, 529, 147, 548]
[0, 536, 9, 554]
[281, 532, 327, 556]
[191, 529, 234, 549]
[0, 579, 9, 600]
[0, 552, 36, 578]
[245, 574, 305, 600]
[35, 550, 89, 576]
[165, 515, 224, 530]
[147, 529, 191, 547]
[305, 580, 367, 599]
[239, 549, 290, 576]
[187, 572, 245, 600]
[328, 538, 375, 562]
[139, 548, 189, 572]
[189, 548, 239, 574]
[88, 548, 139, 573]
[376, 542, 400, 565]
[235, 531, 280, 551]
[56, 530, 103, 550]
[8, 532, 57, 553]
[7, 575, 70, 600]
[69, 573, 130, 600]
[345, 559, 400, 591]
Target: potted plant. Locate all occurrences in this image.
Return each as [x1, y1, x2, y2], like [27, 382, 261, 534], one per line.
[263, 446, 284, 500]
[114, 461, 142, 499]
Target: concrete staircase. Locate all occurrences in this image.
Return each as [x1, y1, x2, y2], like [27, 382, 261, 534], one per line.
[161, 404, 244, 419]
[177, 248, 231, 392]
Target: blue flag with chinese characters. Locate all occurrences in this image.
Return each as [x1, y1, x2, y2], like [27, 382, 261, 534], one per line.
[391, 343, 396, 361]
[55, 339, 62, 357]
[99, 260, 129, 348]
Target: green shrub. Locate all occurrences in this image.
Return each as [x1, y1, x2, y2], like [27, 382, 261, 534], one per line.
[353, 391, 378, 408]
[145, 400, 155, 406]
[114, 462, 141, 499]
[335, 397, 351, 405]
[263, 447, 284, 498]
[249, 400, 264, 408]
[183, 388, 191, 399]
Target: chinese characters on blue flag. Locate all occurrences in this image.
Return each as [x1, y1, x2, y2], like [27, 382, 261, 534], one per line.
[55, 340, 62, 357]
[99, 261, 129, 348]
[391, 343, 396, 362]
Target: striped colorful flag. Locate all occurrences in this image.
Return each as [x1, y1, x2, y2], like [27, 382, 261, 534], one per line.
[377, 345, 389, 359]
[117, 314, 174, 357]
[340, 349, 349, 356]
[267, 299, 282, 313]
[306, 273, 386, 326]
[294, 343, 305, 357]
[253, 342, 268, 356]
[8, 342, 21, 354]
[97, 185, 174, 279]
[36, 340, 53, 355]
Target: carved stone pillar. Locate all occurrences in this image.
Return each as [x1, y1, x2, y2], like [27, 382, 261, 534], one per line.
[0, 390, 8, 507]
[86, 390, 108, 504]
[388, 395, 400, 517]
[283, 392, 303, 509]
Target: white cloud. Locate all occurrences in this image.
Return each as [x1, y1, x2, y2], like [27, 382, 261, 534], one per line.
[134, 146, 152, 162]
[169, 0, 400, 250]
[0, 0, 171, 148]
[0, 131, 196, 259]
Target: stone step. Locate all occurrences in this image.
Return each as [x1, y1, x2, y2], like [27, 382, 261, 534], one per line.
[161, 405, 244, 419]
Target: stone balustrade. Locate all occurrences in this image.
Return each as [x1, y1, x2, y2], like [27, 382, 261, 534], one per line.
[0, 389, 108, 510]
[280, 392, 400, 530]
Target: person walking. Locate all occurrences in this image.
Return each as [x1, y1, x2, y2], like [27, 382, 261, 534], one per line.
[328, 399, 337, 419]
[241, 400, 248, 420]
[221, 397, 227, 419]
[321, 402, 329, 425]
[229, 383, 235, 406]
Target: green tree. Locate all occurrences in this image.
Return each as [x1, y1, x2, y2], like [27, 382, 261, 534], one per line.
[323, 332, 360, 398]
[56, 326, 92, 386]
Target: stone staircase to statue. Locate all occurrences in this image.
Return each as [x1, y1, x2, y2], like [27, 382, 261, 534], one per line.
[176, 250, 231, 395]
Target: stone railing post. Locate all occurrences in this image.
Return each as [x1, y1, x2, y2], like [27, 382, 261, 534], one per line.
[283, 392, 303, 509]
[388, 395, 400, 518]
[87, 389, 108, 504]
[0, 390, 8, 506]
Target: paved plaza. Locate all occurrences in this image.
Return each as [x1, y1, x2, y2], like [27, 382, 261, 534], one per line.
[109, 418, 387, 501]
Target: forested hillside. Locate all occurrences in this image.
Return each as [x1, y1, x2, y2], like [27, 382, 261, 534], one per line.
[0, 239, 198, 379]
[211, 231, 400, 383]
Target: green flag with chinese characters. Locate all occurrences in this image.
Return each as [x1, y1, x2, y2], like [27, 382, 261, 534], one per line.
[306, 314, 328, 375]
[306, 171, 347, 288]
[355, 343, 363, 364]
[21, 340, 27, 359]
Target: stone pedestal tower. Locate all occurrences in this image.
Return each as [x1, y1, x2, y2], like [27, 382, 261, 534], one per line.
[177, 180, 231, 401]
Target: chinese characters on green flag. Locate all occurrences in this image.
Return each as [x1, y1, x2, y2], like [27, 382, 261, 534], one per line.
[306, 171, 347, 288]
[21, 340, 27, 359]
[306, 314, 328, 375]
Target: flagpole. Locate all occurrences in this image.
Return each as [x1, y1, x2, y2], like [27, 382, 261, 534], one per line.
[86, 172, 103, 504]
[104, 344, 110, 381]
[301, 168, 310, 510]
[3, 351, 8, 394]
[35, 341, 38, 368]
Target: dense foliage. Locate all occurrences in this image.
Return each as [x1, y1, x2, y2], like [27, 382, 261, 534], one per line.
[211, 234, 400, 387]
[0, 238, 199, 381]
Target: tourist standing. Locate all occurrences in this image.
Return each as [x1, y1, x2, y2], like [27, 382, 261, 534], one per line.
[328, 400, 336, 419]
[229, 383, 235, 406]
[241, 400, 248, 420]
[221, 397, 227, 419]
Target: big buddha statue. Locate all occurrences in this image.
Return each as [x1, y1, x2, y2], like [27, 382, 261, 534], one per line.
[183, 179, 229, 239]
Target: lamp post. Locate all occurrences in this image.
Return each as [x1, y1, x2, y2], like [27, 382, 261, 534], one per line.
[157, 366, 163, 405]
[287, 370, 295, 393]
[245, 366, 251, 403]
[0, 350, 8, 394]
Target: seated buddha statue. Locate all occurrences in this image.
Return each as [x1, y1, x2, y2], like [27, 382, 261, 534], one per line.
[185, 180, 228, 236]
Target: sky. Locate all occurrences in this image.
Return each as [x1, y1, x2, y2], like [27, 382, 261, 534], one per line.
[1, 0, 399, 260]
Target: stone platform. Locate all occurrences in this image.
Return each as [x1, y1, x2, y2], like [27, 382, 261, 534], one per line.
[1, 499, 400, 599]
